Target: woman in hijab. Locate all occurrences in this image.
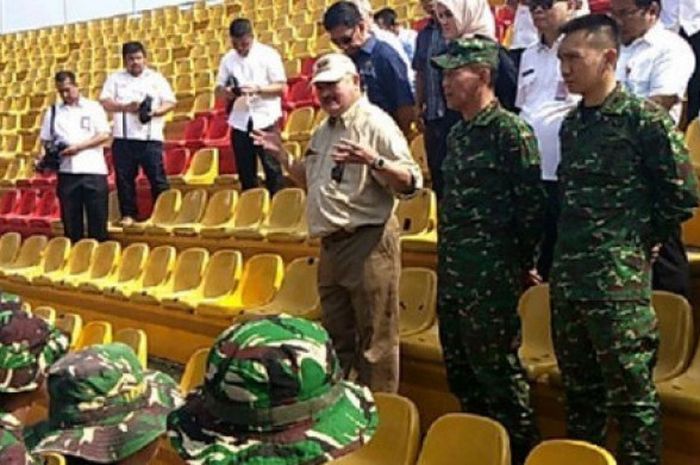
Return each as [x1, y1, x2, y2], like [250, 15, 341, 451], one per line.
[434, 0, 518, 110]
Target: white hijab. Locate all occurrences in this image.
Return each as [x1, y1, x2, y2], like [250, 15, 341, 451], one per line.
[436, 0, 496, 39]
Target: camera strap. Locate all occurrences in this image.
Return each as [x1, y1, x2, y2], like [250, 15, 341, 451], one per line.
[50, 104, 56, 138]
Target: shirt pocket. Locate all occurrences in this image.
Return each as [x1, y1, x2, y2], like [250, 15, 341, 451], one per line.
[516, 71, 536, 108]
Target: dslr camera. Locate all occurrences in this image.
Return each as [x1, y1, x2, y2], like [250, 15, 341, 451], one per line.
[36, 138, 68, 173]
[225, 75, 242, 114]
[138, 95, 153, 124]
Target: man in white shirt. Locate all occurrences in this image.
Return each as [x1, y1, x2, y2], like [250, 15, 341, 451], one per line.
[515, 0, 580, 279]
[612, 0, 695, 298]
[660, 0, 700, 124]
[215, 19, 287, 194]
[100, 42, 176, 226]
[40, 71, 111, 243]
[374, 7, 418, 62]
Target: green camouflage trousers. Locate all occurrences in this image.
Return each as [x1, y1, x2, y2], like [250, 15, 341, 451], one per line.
[551, 297, 661, 465]
[438, 288, 539, 464]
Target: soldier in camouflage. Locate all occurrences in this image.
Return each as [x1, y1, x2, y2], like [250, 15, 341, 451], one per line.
[26, 342, 182, 465]
[167, 314, 378, 465]
[431, 37, 546, 464]
[0, 301, 68, 465]
[552, 15, 699, 465]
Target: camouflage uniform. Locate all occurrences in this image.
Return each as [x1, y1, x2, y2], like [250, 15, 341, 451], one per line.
[0, 305, 68, 465]
[551, 85, 699, 465]
[168, 314, 378, 465]
[26, 343, 182, 464]
[432, 38, 546, 464]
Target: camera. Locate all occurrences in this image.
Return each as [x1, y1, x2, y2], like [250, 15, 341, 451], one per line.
[225, 75, 242, 114]
[138, 95, 153, 124]
[36, 138, 68, 173]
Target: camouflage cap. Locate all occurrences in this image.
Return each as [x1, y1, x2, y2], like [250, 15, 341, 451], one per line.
[26, 342, 182, 464]
[167, 314, 378, 465]
[431, 36, 500, 70]
[0, 307, 68, 393]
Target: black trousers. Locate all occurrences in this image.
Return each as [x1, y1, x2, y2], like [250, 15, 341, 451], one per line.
[57, 173, 108, 243]
[424, 111, 460, 200]
[536, 180, 560, 281]
[653, 226, 690, 298]
[112, 139, 169, 218]
[232, 124, 284, 194]
[682, 29, 700, 126]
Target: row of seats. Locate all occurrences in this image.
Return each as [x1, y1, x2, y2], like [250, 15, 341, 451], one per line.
[0, 191, 58, 235]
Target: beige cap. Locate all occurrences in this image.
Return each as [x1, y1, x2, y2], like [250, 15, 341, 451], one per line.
[311, 53, 359, 84]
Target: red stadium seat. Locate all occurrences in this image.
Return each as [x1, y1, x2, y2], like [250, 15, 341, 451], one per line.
[218, 146, 237, 177]
[0, 190, 18, 217]
[16, 170, 56, 189]
[136, 186, 154, 221]
[26, 190, 59, 235]
[300, 57, 316, 78]
[164, 148, 191, 177]
[203, 115, 230, 146]
[1, 189, 38, 231]
[283, 78, 317, 111]
[165, 116, 208, 151]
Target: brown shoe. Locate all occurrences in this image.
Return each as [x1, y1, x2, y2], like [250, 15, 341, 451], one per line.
[120, 216, 135, 227]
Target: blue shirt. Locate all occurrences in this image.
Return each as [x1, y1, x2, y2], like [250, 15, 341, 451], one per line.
[412, 19, 448, 121]
[351, 35, 415, 115]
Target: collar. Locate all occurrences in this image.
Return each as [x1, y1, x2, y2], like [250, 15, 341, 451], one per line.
[234, 40, 259, 59]
[59, 97, 84, 109]
[360, 34, 378, 55]
[123, 67, 152, 79]
[537, 34, 562, 52]
[572, 83, 629, 120]
[465, 100, 501, 128]
[328, 97, 366, 128]
[627, 22, 664, 48]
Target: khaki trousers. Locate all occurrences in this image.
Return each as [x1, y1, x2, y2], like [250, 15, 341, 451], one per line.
[319, 217, 401, 392]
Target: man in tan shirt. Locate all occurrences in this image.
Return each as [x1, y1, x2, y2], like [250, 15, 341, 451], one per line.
[252, 53, 422, 392]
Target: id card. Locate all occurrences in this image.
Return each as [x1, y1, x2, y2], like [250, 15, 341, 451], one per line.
[80, 116, 91, 130]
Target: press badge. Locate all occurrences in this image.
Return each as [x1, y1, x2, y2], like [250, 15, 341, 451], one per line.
[80, 116, 91, 130]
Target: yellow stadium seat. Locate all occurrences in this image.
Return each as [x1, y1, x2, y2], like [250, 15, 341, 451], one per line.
[397, 188, 438, 252]
[657, 335, 700, 416]
[265, 188, 308, 242]
[75, 321, 113, 350]
[193, 91, 214, 113]
[33, 306, 56, 325]
[282, 107, 315, 142]
[180, 347, 209, 395]
[239, 256, 320, 320]
[7, 237, 70, 283]
[55, 312, 82, 349]
[176, 189, 238, 237]
[107, 245, 176, 300]
[399, 267, 437, 337]
[196, 253, 284, 318]
[0, 232, 21, 268]
[146, 189, 208, 235]
[284, 58, 301, 77]
[400, 323, 442, 363]
[41, 452, 66, 465]
[162, 250, 243, 312]
[124, 189, 182, 234]
[115, 328, 148, 369]
[0, 157, 24, 186]
[131, 247, 209, 305]
[525, 440, 616, 465]
[517, 284, 558, 382]
[333, 393, 420, 465]
[653, 291, 694, 382]
[171, 94, 196, 121]
[169, 148, 218, 186]
[107, 190, 122, 236]
[219, 188, 270, 239]
[33, 239, 97, 287]
[410, 135, 431, 184]
[311, 109, 327, 130]
[55, 241, 121, 290]
[79, 243, 149, 294]
[416, 413, 510, 465]
[685, 118, 700, 170]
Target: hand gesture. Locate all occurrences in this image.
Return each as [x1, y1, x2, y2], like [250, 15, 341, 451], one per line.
[60, 145, 80, 157]
[521, 268, 543, 289]
[124, 101, 140, 113]
[251, 129, 284, 159]
[331, 138, 378, 166]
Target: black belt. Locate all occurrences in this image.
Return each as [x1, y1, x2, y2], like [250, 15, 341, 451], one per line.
[322, 224, 384, 243]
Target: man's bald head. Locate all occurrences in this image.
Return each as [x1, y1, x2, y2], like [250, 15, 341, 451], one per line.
[559, 13, 621, 53]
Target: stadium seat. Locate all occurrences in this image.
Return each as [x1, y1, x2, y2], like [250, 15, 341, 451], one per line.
[196, 253, 284, 318]
[517, 284, 558, 382]
[25, 190, 60, 235]
[7, 236, 70, 283]
[107, 245, 176, 300]
[282, 107, 315, 142]
[123, 189, 182, 235]
[162, 250, 243, 312]
[0, 234, 47, 277]
[75, 321, 113, 350]
[169, 148, 218, 186]
[397, 188, 438, 252]
[283, 78, 316, 111]
[333, 393, 420, 465]
[213, 148, 238, 187]
[685, 118, 700, 170]
[202, 114, 231, 147]
[55, 313, 83, 350]
[0, 231, 21, 267]
[32, 239, 97, 286]
[399, 267, 437, 337]
[107, 190, 122, 236]
[215, 187, 270, 239]
[79, 242, 148, 294]
[114, 328, 148, 369]
[400, 323, 442, 363]
[416, 413, 510, 465]
[180, 347, 209, 395]
[0, 189, 37, 232]
[653, 291, 694, 382]
[146, 189, 208, 235]
[164, 147, 192, 180]
[40, 452, 66, 465]
[55, 240, 120, 290]
[239, 256, 320, 320]
[193, 91, 214, 118]
[0, 190, 18, 218]
[525, 440, 616, 465]
[131, 247, 209, 304]
[657, 334, 700, 416]
[410, 135, 431, 184]
[175, 189, 238, 236]
[264, 188, 308, 242]
[33, 306, 56, 325]
[0, 157, 25, 186]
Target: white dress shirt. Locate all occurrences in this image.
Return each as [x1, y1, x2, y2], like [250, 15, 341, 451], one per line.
[216, 41, 286, 131]
[40, 97, 110, 175]
[661, 0, 700, 36]
[99, 68, 176, 142]
[516, 39, 580, 181]
[510, 4, 539, 49]
[616, 22, 695, 123]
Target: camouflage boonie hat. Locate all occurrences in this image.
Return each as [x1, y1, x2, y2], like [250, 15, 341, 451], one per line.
[432, 36, 500, 69]
[167, 314, 378, 465]
[0, 307, 68, 393]
[26, 342, 182, 464]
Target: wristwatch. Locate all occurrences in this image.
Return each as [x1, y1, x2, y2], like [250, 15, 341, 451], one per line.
[370, 157, 386, 171]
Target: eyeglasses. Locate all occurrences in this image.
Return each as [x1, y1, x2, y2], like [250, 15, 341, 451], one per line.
[331, 28, 356, 47]
[610, 6, 645, 18]
[528, 0, 566, 11]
